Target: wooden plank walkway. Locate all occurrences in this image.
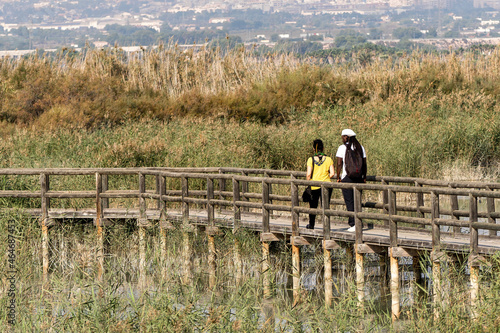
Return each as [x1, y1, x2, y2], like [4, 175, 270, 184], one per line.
[30, 206, 499, 255]
[2, 167, 498, 321]
[165, 209, 500, 256]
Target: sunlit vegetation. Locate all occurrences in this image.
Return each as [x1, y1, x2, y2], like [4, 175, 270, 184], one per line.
[0, 44, 499, 179]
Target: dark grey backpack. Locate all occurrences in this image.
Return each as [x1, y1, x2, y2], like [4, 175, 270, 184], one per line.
[345, 146, 363, 179]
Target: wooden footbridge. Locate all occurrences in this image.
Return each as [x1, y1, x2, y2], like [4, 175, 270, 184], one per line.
[1, 167, 499, 320]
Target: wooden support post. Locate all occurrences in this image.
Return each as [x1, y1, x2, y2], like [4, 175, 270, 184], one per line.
[379, 251, 388, 303]
[292, 244, 301, 305]
[388, 189, 400, 321]
[432, 255, 441, 319]
[182, 229, 192, 285]
[353, 187, 364, 310]
[355, 249, 365, 310]
[208, 234, 216, 289]
[291, 181, 301, 305]
[431, 191, 441, 319]
[41, 222, 49, 284]
[390, 249, 400, 321]
[469, 193, 480, 320]
[40, 173, 49, 284]
[470, 264, 480, 320]
[322, 186, 333, 307]
[138, 225, 146, 288]
[413, 255, 422, 302]
[324, 247, 333, 307]
[233, 236, 242, 285]
[262, 241, 271, 298]
[160, 226, 167, 277]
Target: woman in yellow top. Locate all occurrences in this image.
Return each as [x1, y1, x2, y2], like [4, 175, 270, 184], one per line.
[305, 139, 335, 229]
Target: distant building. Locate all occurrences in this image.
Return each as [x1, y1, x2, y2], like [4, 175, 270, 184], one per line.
[209, 18, 232, 24]
[474, 0, 500, 10]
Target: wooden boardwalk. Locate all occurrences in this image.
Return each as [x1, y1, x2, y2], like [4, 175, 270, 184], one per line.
[1, 167, 499, 320]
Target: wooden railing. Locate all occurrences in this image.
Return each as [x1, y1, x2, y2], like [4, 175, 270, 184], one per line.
[1, 167, 499, 247]
[1, 167, 499, 320]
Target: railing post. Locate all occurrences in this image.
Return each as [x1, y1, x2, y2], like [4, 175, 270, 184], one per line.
[382, 180, 389, 226]
[449, 185, 460, 235]
[102, 174, 109, 210]
[486, 186, 496, 238]
[40, 173, 50, 284]
[241, 171, 249, 212]
[415, 181, 424, 219]
[182, 176, 189, 222]
[388, 189, 399, 321]
[291, 179, 301, 305]
[469, 193, 480, 320]
[207, 177, 214, 224]
[218, 169, 225, 213]
[264, 172, 273, 218]
[232, 177, 241, 225]
[262, 180, 270, 232]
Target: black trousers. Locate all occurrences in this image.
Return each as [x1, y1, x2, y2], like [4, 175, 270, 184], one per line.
[341, 176, 364, 227]
[308, 188, 333, 227]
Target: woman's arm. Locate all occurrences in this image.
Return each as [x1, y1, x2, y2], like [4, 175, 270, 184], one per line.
[306, 164, 313, 180]
[329, 164, 335, 179]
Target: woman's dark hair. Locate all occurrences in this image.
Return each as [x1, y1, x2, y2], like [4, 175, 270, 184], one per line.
[313, 139, 324, 153]
[346, 136, 362, 157]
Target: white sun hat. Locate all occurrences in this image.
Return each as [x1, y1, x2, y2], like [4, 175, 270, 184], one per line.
[341, 129, 356, 137]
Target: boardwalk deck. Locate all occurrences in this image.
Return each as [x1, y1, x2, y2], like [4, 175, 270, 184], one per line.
[29, 207, 500, 255]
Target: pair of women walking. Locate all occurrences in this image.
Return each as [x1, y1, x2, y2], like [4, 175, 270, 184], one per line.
[305, 129, 367, 232]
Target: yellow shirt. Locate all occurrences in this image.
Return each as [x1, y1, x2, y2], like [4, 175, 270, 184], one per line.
[307, 155, 333, 190]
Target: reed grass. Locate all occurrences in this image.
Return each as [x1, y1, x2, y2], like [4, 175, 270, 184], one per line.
[1, 212, 499, 331]
[0, 44, 499, 178]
